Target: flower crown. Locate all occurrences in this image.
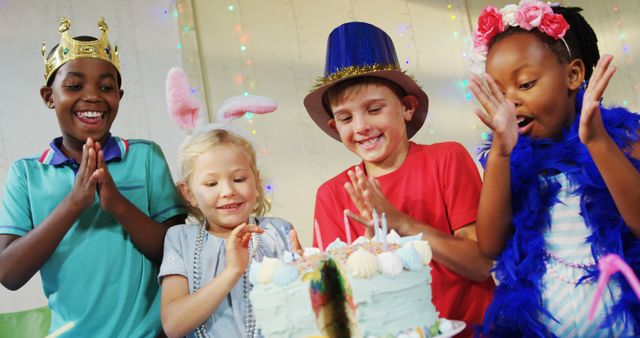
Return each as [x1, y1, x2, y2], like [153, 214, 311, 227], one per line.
[470, 0, 570, 74]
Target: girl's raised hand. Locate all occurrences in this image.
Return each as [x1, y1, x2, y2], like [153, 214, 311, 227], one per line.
[469, 73, 518, 156]
[225, 222, 264, 275]
[68, 138, 99, 210]
[580, 55, 616, 145]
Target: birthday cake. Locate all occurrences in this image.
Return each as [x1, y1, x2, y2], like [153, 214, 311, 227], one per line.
[249, 233, 447, 338]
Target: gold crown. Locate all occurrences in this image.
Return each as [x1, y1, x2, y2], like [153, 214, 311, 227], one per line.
[42, 17, 120, 83]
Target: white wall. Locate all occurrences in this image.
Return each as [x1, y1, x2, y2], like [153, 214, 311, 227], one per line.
[0, 0, 638, 314]
[0, 0, 184, 313]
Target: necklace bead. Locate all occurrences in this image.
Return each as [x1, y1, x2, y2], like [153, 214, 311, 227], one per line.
[192, 218, 259, 338]
[544, 250, 595, 285]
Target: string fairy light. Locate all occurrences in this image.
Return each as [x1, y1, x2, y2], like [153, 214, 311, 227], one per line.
[164, 0, 209, 119]
[226, 2, 273, 206]
[447, 0, 483, 135]
[607, 1, 637, 110]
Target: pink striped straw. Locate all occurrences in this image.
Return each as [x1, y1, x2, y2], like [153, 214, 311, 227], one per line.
[314, 219, 324, 251]
[588, 253, 640, 321]
[343, 211, 352, 245]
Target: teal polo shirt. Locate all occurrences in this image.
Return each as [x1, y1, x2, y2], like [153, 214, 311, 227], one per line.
[0, 135, 186, 337]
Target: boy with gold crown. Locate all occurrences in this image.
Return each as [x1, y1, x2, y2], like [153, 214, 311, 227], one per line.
[305, 22, 495, 337]
[0, 17, 186, 337]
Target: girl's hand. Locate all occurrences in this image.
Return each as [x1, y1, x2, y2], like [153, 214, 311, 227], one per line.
[93, 142, 125, 214]
[225, 222, 264, 276]
[469, 73, 518, 156]
[580, 55, 616, 145]
[68, 138, 99, 210]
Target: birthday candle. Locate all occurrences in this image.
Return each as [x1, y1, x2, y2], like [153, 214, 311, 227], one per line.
[381, 212, 388, 250]
[372, 208, 379, 242]
[343, 211, 352, 245]
[314, 219, 324, 251]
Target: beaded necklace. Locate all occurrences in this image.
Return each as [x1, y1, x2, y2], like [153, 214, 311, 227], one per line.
[193, 217, 260, 338]
[544, 250, 596, 285]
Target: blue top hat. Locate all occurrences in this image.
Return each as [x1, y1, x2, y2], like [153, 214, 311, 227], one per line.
[304, 21, 429, 141]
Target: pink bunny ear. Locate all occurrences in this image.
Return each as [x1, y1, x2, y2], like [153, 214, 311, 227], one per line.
[166, 67, 201, 130]
[215, 95, 277, 122]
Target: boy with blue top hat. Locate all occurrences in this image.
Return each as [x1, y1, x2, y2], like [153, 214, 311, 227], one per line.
[0, 17, 186, 337]
[305, 21, 494, 337]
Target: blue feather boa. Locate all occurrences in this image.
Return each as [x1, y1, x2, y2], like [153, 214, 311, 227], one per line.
[477, 88, 640, 337]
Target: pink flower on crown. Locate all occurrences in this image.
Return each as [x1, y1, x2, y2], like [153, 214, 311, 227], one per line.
[474, 6, 504, 49]
[539, 12, 570, 39]
[515, 0, 553, 30]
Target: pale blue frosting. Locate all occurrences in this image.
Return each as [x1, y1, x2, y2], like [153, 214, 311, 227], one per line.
[250, 234, 438, 337]
[396, 232, 423, 245]
[273, 262, 300, 287]
[282, 251, 300, 264]
[326, 238, 347, 251]
[396, 244, 423, 271]
[249, 260, 261, 285]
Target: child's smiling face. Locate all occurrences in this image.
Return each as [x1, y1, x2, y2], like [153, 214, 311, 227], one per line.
[41, 57, 123, 149]
[181, 145, 259, 237]
[486, 32, 583, 139]
[327, 83, 416, 173]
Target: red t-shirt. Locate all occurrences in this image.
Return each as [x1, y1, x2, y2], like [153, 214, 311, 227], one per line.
[313, 142, 494, 337]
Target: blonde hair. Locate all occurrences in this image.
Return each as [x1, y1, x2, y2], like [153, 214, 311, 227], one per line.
[177, 129, 270, 221]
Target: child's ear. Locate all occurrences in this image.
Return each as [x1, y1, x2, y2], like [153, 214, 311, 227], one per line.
[119, 89, 125, 100]
[567, 59, 586, 91]
[401, 95, 419, 122]
[327, 119, 337, 130]
[40, 86, 54, 109]
[177, 181, 197, 208]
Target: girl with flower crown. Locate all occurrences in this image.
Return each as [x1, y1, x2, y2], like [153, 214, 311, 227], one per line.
[468, 1, 640, 337]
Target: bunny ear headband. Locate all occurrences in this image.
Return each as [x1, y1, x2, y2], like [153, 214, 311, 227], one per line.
[166, 67, 277, 136]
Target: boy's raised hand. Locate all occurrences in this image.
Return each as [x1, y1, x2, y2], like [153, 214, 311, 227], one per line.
[580, 55, 616, 145]
[68, 138, 99, 210]
[225, 222, 264, 275]
[344, 167, 374, 237]
[469, 73, 518, 156]
[344, 167, 407, 236]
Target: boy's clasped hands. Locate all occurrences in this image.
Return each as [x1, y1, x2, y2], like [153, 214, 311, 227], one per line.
[69, 137, 123, 213]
